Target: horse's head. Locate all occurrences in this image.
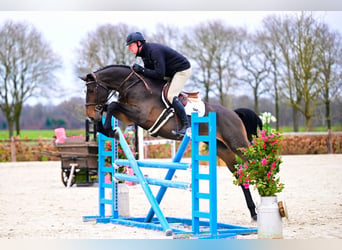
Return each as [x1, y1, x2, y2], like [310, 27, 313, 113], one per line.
[82, 65, 134, 121]
[82, 65, 154, 122]
[81, 72, 110, 122]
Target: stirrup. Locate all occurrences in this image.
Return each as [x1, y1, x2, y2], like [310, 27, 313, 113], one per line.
[172, 126, 188, 138]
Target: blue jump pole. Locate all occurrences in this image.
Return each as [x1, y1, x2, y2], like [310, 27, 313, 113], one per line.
[114, 173, 190, 189]
[191, 112, 218, 237]
[113, 126, 174, 236]
[145, 133, 191, 223]
[84, 116, 257, 238]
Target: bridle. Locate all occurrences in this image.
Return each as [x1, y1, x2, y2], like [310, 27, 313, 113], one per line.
[84, 72, 113, 121]
[85, 66, 152, 121]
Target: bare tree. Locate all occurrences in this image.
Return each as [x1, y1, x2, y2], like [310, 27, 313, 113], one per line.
[263, 15, 302, 131]
[211, 25, 241, 107]
[74, 23, 139, 77]
[263, 12, 331, 131]
[182, 20, 240, 105]
[315, 24, 342, 152]
[316, 24, 342, 130]
[0, 21, 62, 138]
[235, 31, 271, 114]
[257, 26, 284, 130]
[150, 24, 183, 51]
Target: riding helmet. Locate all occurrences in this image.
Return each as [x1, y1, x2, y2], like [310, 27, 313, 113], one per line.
[126, 32, 145, 46]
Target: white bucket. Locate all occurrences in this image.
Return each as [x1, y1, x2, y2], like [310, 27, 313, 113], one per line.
[118, 183, 130, 217]
[257, 196, 283, 239]
[105, 183, 130, 217]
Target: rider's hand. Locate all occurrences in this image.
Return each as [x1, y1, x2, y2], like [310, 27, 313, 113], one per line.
[133, 63, 144, 74]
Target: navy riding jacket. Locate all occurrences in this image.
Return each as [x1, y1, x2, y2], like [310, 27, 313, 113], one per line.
[137, 42, 191, 81]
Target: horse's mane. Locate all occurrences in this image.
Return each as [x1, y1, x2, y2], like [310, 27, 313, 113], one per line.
[94, 64, 130, 73]
[92, 64, 164, 92]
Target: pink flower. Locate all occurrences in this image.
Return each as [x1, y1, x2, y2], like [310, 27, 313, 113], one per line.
[267, 171, 271, 178]
[261, 158, 267, 166]
[260, 130, 266, 138]
[237, 169, 242, 175]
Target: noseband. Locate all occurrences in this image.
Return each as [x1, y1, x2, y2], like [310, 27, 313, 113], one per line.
[85, 72, 111, 121]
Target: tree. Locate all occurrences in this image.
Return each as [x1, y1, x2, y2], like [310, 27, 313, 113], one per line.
[74, 23, 139, 77]
[150, 24, 182, 50]
[0, 21, 62, 138]
[263, 12, 330, 131]
[235, 31, 271, 114]
[316, 24, 342, 131]
[256, 29, 283, 130]
[263, 15, 302, 131]
[182, 20, 240, 105]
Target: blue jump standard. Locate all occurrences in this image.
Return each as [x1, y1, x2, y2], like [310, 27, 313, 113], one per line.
[83, 113, 257, 239]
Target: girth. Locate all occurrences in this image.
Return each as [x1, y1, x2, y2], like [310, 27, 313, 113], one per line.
[147, 83, 201, 136]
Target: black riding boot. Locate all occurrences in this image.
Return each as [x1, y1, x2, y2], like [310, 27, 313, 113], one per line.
[172, 96, 189, 137]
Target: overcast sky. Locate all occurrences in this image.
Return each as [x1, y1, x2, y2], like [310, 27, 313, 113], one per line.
[0, 11, 342, 104]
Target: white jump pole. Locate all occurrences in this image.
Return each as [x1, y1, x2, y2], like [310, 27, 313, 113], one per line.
[138, 126, 144, 160]
[137, 126, 176, 160]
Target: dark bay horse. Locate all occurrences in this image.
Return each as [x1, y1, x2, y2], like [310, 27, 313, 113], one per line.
[82, 65, 258, 220]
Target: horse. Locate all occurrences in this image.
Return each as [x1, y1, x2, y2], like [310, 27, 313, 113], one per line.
[81, 64, 258, 220]
[234, 108, 263, 142]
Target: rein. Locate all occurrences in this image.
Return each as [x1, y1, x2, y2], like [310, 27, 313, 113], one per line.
[119, 66, 152, 94]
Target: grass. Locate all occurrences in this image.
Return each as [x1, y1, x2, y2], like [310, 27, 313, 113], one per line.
[0, 124, 341, 140]
[0, 129, 85, 139]
[279, 125, 342, 133]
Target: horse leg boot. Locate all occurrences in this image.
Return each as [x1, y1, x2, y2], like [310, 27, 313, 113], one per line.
[95, 103, 116, 138]
[241, 185, 257, 221]
[172, 96, 189, 137]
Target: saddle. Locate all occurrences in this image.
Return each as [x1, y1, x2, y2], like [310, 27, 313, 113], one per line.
[162, 83, 201, 107]
[147, 83, 203, 137]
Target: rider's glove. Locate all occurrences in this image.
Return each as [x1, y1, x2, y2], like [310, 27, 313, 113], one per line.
[133, 63, 144, 74]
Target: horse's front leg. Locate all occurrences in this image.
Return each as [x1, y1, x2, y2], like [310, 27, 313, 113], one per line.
[98, 102, 144, 138]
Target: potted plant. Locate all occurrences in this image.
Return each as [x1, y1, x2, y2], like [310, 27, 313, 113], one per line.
[233, 112, 285, 239]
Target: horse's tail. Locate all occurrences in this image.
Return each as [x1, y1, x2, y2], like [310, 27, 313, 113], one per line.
[234, 108, 262, 142]
[256, 115, 263, 131]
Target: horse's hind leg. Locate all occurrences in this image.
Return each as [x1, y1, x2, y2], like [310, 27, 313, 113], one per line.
[240, 185, 257, 221]
[217, 143, 257, 221]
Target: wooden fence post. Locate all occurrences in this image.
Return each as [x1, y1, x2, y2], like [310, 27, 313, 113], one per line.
[11, 136, 16, 162]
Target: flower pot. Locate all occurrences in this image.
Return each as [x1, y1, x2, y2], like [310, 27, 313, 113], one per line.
[118, 183, 130, 217]
[257, 196, 283, 239]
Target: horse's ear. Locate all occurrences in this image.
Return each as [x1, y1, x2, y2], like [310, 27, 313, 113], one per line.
[80, 73, 95, 82]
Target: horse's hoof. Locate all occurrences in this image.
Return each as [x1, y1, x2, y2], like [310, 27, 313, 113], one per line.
[113, 129, 120, 140]
[251, 214, 257, 221]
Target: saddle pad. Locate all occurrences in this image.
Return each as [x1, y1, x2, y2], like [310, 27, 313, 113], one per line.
[184, 99, 205, 117]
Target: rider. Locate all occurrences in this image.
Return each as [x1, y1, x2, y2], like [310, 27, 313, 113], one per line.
[126, 31, 192, 137]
